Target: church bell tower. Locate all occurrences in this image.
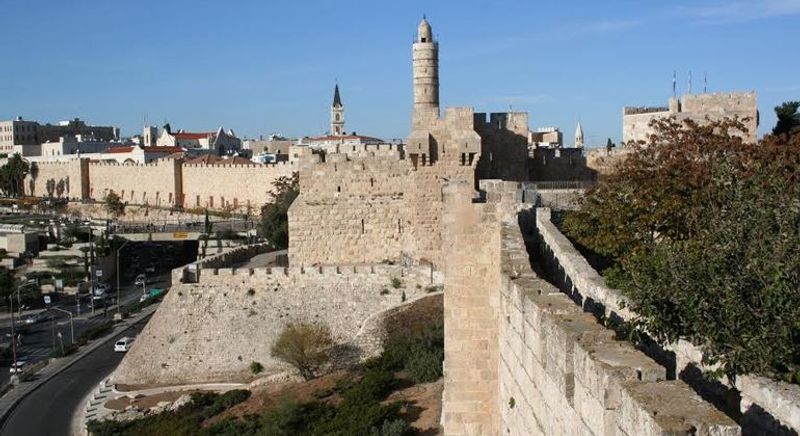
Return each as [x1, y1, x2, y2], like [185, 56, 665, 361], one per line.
[331, 84, 344, 136]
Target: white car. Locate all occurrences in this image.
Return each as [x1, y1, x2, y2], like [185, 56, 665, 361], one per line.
[114, 337, 133, 352]
[9, 361, 27, 374]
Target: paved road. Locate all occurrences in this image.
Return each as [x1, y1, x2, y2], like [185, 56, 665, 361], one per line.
[0, 317, 150, 436]
[0, 272, 170, 387]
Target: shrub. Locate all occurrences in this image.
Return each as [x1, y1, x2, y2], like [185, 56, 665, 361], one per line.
[405, 346, 443, 383]
[246, 288, 255, 296]
[380, 288, 390, 295]
[563, 118, 800, 381]
[372, 418, 410, 436]
[271, 322, 333, 380]
[250, 361, 263, 375]
[390, 278, 402, 289]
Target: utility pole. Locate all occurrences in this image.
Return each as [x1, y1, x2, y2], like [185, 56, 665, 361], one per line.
[50, 307, 74, 345]
[115, 239, 131, 319]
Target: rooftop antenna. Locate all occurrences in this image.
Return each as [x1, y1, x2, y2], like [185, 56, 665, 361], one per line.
[688, 71, 692, 94]
[672, 71, 676, 97]
[704, 71, 708, 93]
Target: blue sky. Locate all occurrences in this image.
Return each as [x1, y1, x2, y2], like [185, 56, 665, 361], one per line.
[1, 0, 798, 145]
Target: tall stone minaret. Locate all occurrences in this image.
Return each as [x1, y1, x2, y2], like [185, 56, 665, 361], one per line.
[331, 84, 344, 136]
[575, 121, 584, 148]
[412, 17, 439, 127]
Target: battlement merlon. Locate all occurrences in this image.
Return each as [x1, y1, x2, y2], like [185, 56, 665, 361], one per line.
[623, 106, 670, 116]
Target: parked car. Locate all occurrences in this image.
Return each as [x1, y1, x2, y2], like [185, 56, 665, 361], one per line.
[9, 360, 27, 374]
[114, 337, 133, 352]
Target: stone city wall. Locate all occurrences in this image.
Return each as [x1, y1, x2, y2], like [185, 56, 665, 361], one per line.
[24, 157, 299, 213]
[114, 245, 442, 387]
[88, 159, 182, 207]
[181, 161, 294, 212]
[441, 180, 740, 435]
[24, 159, 88, 199]
[289, 150, 474, 269]
[529, 148, 598, 182]
[534, 207, 800, 435]
[289, 152, 413, 265]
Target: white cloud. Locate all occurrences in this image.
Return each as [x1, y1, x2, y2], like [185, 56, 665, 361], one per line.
[681, 0, 800, 23]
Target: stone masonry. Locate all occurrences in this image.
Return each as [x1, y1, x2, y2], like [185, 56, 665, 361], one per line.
[24, 157, 296, 213]
[623, 92, 758, 144]
[113, 244, 443, 387]
[441, 180, 740, 435]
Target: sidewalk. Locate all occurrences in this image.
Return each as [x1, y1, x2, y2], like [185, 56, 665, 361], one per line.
[0, 303, 160, 427]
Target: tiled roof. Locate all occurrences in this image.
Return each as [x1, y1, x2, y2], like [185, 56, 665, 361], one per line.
[184, 154, 222, 164]
[174, 132, 212, 140]
[104, 146, 134, 154]
[143, 146, 185, 153]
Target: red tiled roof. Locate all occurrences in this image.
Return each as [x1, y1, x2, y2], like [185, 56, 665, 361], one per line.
[104, 146, 134, 154]
[184, 154, 222, 164]
[142, 146, 185, 153]
[174, 132, 212, 140]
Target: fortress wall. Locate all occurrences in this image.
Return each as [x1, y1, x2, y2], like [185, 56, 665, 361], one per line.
[115, 256, 441, 387]
[288, 152, 474, 268]
[289, 154, 413, 266]
[408, 160, 475, 268]
[535, 207, 800, 435]
[289, 198, 409, 265]
[475, 112, 530, 182]
[622, 111, 668, 144]
[88, 159, 181, 207]
[181, 162, 294, 212]
[529, 148, 599, 182]
[623, 92, 758, 144]
[442, 181, 740, 435]
[25, 159, 88, 199]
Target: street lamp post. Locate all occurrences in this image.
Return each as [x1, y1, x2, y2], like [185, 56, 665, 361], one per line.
[49, 307, 74, 345]
[9, 280, 38, 371]
[115, 239, 131, 317]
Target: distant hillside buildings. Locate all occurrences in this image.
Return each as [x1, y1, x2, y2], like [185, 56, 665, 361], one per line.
[0, 117, 119, 154]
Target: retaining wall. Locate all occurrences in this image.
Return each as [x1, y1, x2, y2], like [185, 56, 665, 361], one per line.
[115, 245, 443, 387]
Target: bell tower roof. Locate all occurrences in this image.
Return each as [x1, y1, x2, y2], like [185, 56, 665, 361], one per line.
[332, 84, 342, 107]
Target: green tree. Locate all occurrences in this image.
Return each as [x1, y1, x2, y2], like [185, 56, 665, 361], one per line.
[104, 190, 125, 217]
[0, 154, 30, 197]
[773, 100, 800, 136]
[258, 173, 299, 249]
[564, 117, 800, 381]
[271, 322, 333, 380]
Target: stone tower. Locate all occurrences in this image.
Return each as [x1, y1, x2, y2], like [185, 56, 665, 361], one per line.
[575, 121, 584, 148]
[412, 17, 439, 128]
[331, 84, 344, 136]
